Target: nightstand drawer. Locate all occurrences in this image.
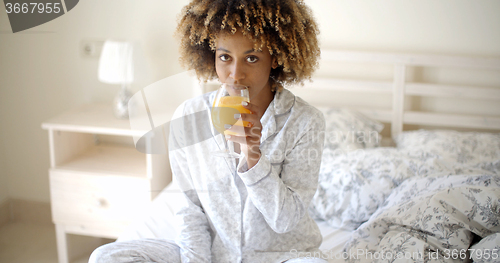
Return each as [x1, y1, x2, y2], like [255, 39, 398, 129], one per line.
[49, 169, 150, 225]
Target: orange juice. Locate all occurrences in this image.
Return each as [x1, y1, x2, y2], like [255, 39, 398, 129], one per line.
[211, 96, 251, 135]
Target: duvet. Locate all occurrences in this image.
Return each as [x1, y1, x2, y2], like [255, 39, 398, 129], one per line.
[342, 173, 499, 263]
[310, 129, 500, 263]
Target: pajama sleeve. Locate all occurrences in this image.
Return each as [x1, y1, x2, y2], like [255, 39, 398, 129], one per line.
[169, 103, 212, 263]
[237, 109, 325, 233]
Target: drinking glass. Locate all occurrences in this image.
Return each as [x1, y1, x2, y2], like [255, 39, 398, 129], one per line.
[210, 83, 250, 158]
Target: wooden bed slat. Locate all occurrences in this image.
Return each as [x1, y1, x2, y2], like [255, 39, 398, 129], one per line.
[405, 83, 500, 100]
[321, 50, 500, 70]
[304, 80, 500, 101]
[304, 78, 392, 93]
[391, 65, 406, 138]
[404, 111, 500, 130]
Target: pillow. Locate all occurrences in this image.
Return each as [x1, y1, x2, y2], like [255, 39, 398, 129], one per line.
[317, 107, 384, 153]
[310, 128, 500, 231]
[395, 130, 500, 175]
[309, 148, 418, 230]
[470, 233, 500, 263]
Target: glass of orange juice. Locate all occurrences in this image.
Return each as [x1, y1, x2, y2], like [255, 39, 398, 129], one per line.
[211, 83, 250, 158]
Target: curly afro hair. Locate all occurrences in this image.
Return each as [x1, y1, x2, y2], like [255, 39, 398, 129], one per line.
[175, 0, 320, 90]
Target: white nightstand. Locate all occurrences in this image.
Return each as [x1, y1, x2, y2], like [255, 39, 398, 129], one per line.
[42, 103, 171, 263]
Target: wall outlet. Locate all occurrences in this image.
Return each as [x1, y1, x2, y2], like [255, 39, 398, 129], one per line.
[80, 40, 104, 58]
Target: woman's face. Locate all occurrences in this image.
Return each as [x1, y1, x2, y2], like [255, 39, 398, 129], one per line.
[215, 30, 275, 101]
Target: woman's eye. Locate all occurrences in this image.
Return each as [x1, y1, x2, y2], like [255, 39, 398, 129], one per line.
[219, 54, 231, 62]
[246, 56, 258, 63]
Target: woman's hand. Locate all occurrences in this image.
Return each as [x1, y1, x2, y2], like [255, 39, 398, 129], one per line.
[225, 101, 263, 169]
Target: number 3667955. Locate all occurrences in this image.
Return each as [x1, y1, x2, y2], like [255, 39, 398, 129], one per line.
[5, 3, 62, 14]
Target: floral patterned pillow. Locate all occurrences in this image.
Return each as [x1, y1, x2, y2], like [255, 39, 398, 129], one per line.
[309, 108, 386, 230]
[470, 233, 500, 263]
[310, 129, 500, 231]
[317, 107, 384, 152]
[395, 130, 500, 175]
[309, 148, 419, 230]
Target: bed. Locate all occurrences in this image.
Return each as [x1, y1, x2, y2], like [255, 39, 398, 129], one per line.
[123, 50, 500, 262]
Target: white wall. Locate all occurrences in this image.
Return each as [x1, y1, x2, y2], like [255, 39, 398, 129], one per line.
[0, 0, 499, 202]
[310, 0, 500, 55]
[298, 0, 500, 118]
[0, 0, 191, 202]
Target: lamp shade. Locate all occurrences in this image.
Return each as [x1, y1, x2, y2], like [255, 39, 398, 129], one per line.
[98, 40, 134, 84]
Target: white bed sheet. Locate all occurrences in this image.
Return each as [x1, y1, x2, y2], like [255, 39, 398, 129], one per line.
[317, 221, 352, 254]
[118, 182, 353, 261]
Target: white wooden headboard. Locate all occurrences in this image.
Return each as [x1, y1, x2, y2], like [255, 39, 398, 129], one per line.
[196, 50, 500, 139]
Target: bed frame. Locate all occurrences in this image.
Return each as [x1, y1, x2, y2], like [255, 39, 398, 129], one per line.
[195, 50, 500, 140]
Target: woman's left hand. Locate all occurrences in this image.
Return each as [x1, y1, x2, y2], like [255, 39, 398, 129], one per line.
[225, 101, 263, 169]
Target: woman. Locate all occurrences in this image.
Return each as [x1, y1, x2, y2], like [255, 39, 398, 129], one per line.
[90, 0, 326, 262]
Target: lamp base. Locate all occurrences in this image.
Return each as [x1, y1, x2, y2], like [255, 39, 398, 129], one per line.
[113, 86, 132, 119]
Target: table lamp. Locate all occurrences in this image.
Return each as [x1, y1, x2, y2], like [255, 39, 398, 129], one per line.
[98, 40, 134, 119]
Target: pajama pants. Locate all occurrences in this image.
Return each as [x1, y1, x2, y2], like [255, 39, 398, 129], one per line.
[89, 239, 181, 263]
[89, 239, 330, 263]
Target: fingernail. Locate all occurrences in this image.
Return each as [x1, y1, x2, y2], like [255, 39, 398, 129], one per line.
[234, 113, 241, 119]
[242, 101, 248, 106]
[225, 134, 231, 139]
[224, 124, 232, 129]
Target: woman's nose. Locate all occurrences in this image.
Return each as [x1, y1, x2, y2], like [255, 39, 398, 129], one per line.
[229, 61, 245, 82]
